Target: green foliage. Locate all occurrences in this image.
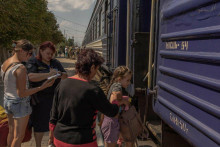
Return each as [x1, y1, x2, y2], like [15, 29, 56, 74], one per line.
[57, 41, 66, 53]
[0, 0, 64, 48]
[67, 37, 74, 47]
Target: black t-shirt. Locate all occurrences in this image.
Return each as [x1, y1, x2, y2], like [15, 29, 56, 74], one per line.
[50, 78, 119, 145]
[26, 57, 66, 100]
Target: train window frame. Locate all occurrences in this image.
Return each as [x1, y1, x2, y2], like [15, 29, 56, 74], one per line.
[104, 0, 108, 34]
[99, 9, 102, 37]
[149, 0, 160, 90]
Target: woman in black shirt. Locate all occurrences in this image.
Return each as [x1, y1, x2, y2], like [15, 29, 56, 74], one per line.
[26, 41, 67, 147]
[49, 49, 119, 147]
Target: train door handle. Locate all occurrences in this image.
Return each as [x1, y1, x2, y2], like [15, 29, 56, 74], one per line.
[148, 86, 158, 98]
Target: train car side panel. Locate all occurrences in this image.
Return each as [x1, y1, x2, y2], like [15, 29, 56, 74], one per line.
[117, 0, 127, 66]
[154, 1, 220, 147]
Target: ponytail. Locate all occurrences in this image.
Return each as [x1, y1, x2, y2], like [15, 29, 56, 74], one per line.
[107, 66, 132, 93]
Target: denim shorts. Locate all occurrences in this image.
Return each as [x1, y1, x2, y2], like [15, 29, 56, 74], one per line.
[4, 95, 32, 118]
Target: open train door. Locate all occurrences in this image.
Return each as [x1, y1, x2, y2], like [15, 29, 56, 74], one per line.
[150, 0, 220, 147]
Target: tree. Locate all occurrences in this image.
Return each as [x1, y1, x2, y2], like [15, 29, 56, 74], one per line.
[0, 0, 64, 48]
[67, 37, 74, 47]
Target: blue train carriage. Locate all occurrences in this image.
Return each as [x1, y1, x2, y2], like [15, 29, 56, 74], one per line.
[82, 0, 109, 62]
[107, 0, 127, 68]
[125, 0, 156, 138]
[82, 0, 127, 68]
[126, 0, 152, 88]
[149, 0, 220, 147]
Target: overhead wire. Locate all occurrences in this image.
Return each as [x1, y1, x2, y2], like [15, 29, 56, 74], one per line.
[62, 26, 85, 34]
[47, 1, 88, 43]
[55, 15, 87, 28]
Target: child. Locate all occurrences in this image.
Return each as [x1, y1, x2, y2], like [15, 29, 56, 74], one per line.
[101, 66, 133, 147]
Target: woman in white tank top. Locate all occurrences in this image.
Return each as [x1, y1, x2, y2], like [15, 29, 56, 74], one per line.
[1, 39, 55, 147]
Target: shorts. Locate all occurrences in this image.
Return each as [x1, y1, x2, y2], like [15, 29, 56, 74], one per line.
[101, 116, 119, 143]
[4, 95, 32, 118]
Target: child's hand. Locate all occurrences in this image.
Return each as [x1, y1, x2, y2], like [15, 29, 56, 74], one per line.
[122, 96, 129, 100]
[48, 130, 54, 146]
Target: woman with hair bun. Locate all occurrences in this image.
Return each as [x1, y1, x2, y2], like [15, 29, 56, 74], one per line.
[49, 49, 120, 147]
[26, 41, 67, 147]
[1, 39, 54, 147]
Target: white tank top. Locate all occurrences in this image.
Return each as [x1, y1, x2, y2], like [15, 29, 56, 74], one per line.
[1, 64, 28, 99]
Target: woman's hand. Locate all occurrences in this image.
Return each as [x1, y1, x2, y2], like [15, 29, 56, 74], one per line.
[57, 71, 62, 78]
[48, 130, 54, 146]
[49, 68, 57, 77]
[40, 79, 55, 90]
[110, 91, 122, 103]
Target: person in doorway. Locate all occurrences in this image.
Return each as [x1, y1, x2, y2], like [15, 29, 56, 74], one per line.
[1, 39, 54, 147]
[49, 49, 120, 147]
[26, 41, 67, 147]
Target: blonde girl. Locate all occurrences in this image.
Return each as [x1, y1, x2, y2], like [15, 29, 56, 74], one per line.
[101, 66, 133, 147]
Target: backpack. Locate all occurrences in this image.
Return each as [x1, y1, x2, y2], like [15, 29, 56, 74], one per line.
[119, 106, 149, 145]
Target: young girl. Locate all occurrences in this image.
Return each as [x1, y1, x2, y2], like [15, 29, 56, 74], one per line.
[101, 66, 133, 147]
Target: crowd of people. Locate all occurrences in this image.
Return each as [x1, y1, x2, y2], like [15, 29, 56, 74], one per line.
[57, 46, 81, 59]
[0, 39, 134, 147]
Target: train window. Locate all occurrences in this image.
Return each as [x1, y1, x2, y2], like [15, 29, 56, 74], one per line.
[95, 18, 97, 39]
[93, 23, 95, 40]
[113, 0, 117, 7]
[94, 22, 96, 39]
[90, 29, 92, 42]
[104, 0, 108, 34]
[99, 9, 102, 37]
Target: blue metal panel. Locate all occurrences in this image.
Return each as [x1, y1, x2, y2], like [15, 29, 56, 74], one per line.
[162, 0, 216, 19]
[139, 0, 151, 32]
[155, 1, 220, 147]
[117, 0, 127, 66]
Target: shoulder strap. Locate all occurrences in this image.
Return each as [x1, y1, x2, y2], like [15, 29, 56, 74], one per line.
[2, 62, 21, 81]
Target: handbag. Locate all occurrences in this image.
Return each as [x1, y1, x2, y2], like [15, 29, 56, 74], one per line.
[119, 106, 149, 145]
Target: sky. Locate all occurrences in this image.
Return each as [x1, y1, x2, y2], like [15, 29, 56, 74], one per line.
[47, 0, 96, 46]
